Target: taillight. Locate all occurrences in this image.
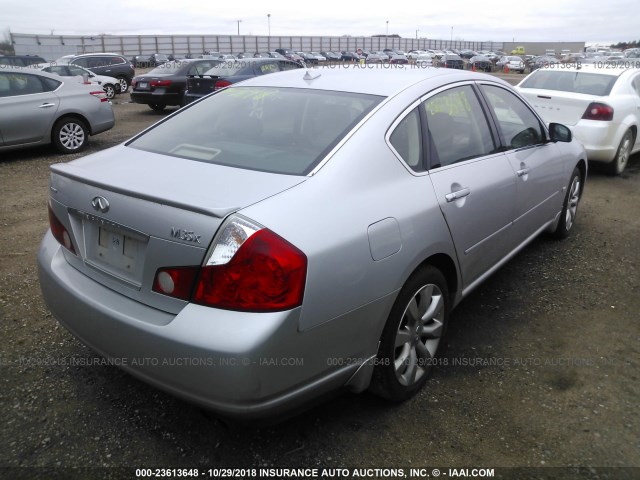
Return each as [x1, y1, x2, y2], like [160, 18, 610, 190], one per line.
[582, 102, 614, 121]
[152, 266, 199, 300]
[131, 79, 138, 88]
[48, 205, 76, 254]
[152, 216, 307, 312]
[150, 79, 172, 87]
[214, 79, 231, 90]
[90, 90, 109, 102]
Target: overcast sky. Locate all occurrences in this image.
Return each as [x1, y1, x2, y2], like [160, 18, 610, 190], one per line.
[1, 0, 636, 46]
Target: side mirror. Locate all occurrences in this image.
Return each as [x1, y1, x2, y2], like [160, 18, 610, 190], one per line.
[549, 123, 572, 142]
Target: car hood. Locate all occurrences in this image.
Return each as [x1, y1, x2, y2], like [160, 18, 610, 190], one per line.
[50, 145, 307, 218]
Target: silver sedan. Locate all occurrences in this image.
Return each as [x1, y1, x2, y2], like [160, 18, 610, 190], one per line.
[38, 66, 586, 419]
[0, 67, 114, 154]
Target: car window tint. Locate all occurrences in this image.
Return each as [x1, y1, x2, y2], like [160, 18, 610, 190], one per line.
[481, 85, 544, 149]
[41, 77, 62, 91]
[520, 70, 617, 96]
[389, 107, 423, 171]
[68, 66, 88, 76]
[44, 66, 68, 76]
[72, 58, 88, 68]
[187, 61, 221, 75]
[258, 63, 278, 74]
[422, 85, 495, 168]
[0, 73, 12, 96]
[3, 73, 46, 96]
[129, 86, 383, 175]
[278, 61, 301, 71]
[109, 57, 124, 65]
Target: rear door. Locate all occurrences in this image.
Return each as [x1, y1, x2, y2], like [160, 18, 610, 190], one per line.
[423, 83, 517, 290]
[479, 83, 565, 243]
[0, 72, 60, 146]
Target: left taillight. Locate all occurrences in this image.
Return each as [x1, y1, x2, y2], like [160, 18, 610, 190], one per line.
[48, 205, 76, 254]
[152, 216, 307, 312]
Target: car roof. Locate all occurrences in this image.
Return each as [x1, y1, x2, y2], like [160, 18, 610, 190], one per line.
[0, 66, 65, 80]
[237, 65, 505, 97]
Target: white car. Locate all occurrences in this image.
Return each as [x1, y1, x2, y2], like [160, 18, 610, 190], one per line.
[37, 63, 120, 99]
[497, 56, 525, 73]
[517, 64, 640, 174]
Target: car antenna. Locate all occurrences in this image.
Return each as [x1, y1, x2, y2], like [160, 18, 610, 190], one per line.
[303, 70, 321, 82]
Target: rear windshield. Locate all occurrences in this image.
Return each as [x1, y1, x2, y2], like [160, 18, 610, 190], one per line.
[520, 71, 618, 96]
[204, 62, 253, 76]
[128, 86, 383, 175]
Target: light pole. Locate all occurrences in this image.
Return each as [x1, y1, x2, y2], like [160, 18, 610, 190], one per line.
[450, 26, 453, 44]
[386, 20, 389, 36]
[237, 19, 242, 36]
[416, 29, 419, 39]
[267, 14, 271, 36]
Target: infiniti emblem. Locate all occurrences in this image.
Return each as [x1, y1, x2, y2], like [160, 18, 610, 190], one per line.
[91, 196, 110, 213]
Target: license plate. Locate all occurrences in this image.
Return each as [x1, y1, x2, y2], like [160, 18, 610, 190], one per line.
[96, 226, 140, 272]
[139, 82, 148, 89]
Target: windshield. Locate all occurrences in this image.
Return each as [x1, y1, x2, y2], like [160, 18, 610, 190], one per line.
[128, 86, 383, 175]
[520, 71, 618, 96]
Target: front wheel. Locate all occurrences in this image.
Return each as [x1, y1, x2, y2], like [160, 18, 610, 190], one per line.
[552, 167, 582, 239]
[52, 117, 88, 154]
[606, 129, 633, 176]
[370, 266, 449, 402]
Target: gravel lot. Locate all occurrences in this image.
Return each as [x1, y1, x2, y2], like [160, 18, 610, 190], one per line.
[1, 73, 639, 480]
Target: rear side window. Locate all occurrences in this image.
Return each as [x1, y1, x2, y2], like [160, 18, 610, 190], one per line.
[128, 86, 383, 175]
[481, 85, 544, 149]
[520, 70, 618, 96]
[423, 85, 495, 168]
[0, 73, 57, 96]
[389, 107, 423, 171]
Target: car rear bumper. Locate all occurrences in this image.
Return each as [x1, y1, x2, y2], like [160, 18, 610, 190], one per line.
[571, 121, 621, 162]
[130, 91, 182, 106]
[89, 106, 115, 135]
[37, 232, 363, 419]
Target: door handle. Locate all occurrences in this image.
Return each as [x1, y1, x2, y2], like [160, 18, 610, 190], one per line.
[445, 187, 471, 202]
[39, 103, 56, 108]
[517, 168, 530, 177]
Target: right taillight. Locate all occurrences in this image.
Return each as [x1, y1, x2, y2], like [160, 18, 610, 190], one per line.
[214, 79, 231, 90]
[48, 205, 76, 254]
[582, 102, 614, 121]
[90, 90, 109, 102]
[152, 216, 307, 312]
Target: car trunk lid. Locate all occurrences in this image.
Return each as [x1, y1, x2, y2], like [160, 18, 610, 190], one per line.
[518, 88, 600, 126]
[48, 145, 305, 314]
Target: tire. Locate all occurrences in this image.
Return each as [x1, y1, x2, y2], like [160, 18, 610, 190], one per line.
[606, 129, 634, 176]
[103, 83, 116, 100]
[149, 104, 166, 112]
[52, 117, 88, 154]
[552, 167, 582, 239]
[117, 76, 129, 94]
[370, 266, 449, 402]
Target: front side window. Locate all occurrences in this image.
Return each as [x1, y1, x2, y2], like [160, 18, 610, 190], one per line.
[422, 85, 496, 168]
[128, 86, 383, 175]
[481, 85, 544, 149]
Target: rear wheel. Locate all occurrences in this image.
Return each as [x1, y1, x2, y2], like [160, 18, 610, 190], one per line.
[607, 129, 633, 176]
[117, 76, 129, 94]
[149, 104, 166, 112]
[370, 266, 449, 402]
[52, 117, 88, 154]
[103, 83, 116, 100]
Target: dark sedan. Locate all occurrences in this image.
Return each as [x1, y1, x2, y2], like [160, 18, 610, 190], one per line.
[468, 55, 492, 72]
[440, 54, 464, 69]
[130, 59, 222, 111]
[183, 58, 303, 105]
